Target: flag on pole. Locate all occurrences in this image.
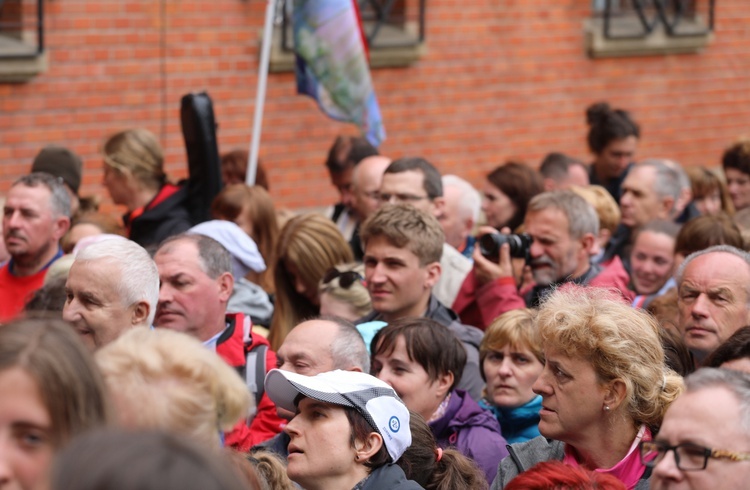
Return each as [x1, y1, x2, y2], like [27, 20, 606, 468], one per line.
[293, 0, 386, 147]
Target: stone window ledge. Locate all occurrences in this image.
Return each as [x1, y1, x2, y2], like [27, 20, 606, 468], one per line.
[585, 17, 712, 58]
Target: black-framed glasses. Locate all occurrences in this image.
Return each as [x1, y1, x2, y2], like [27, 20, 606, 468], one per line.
[639, 440, 750, 471]
[322, 268, 364, 289]
[378, 192, 430, 204]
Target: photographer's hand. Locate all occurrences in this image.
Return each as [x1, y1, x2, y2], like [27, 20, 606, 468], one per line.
[473, 226, 514, 286]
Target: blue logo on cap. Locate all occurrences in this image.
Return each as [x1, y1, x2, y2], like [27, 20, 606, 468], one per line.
[389, 416, 400, 433]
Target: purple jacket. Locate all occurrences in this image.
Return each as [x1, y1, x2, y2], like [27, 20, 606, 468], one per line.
[429, 389, 509, 485]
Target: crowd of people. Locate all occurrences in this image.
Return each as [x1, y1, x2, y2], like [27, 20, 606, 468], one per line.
[1, 100, 750, 489]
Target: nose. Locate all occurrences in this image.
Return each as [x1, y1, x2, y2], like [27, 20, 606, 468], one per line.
[651, 448, 683, 483]
[284, 415, 300, 437]
[375, 368, 394, 387]
[690, 293, 710, 319]
[61, 299, 79, 323]
[0, 437, 13, 485]
[367, 263, 386, 285]
[529, 240, 544, 259]
[498, 358, 513, 377]
[158, 283, 174, 305]
[531, 367, 552, 396]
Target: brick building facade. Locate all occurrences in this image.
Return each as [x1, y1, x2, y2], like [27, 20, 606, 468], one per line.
[1, 0, 748, 214]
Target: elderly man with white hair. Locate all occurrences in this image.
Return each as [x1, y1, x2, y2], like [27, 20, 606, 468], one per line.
[63, 237, 159, 351]
[441, 174, 481, 259]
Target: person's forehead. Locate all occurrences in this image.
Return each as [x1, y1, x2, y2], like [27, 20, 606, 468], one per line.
[6, 184, 53, 208]
[661, 387, 743, 443]
[684, 252, 750, 282]
[365, 235, 421, 263]
[155, 240, 206, 273]
[380, 170, 426, 191]
[625, 166, 657, 188]
[525, 207, 570, 235]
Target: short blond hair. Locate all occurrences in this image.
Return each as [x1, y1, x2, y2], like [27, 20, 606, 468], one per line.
[96, 328, 251, 447]
[537, 286, 683, 430]
[480, 309, 542, 368]
[569, 185, 621, 235]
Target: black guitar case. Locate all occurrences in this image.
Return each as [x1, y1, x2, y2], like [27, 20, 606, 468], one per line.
[180, 92, 222, 225]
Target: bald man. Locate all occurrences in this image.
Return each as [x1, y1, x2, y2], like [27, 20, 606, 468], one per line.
[349, 155, 392, 260]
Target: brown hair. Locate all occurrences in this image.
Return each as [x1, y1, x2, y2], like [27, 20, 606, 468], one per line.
[674, 214, 744, 258]
[685, 166, 734, 216]
[371, 317, 466, 390]
[398, 412, 488, 490]
[220, 149, 269, 190]
[722, 137, 750, 176]
[360, 204, 444, 265]
[704, 325, 750, 369]
[486, 161, 544, 231]
[211, 184, 279, 292]
[0, 318, 109, 446]
[269, 213, 353, 350]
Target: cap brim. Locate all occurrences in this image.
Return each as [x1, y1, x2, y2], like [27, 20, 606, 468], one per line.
[264, 369, 356, 412]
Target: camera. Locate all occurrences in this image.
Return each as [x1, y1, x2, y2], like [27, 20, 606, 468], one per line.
[478, 232, 533, 263]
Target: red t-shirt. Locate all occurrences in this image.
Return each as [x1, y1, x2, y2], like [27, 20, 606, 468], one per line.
[0, 263, 48, 322]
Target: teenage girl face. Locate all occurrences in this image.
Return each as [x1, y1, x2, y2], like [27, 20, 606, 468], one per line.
[0, 366, 55, 490]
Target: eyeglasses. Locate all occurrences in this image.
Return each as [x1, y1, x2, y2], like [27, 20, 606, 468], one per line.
[322, 268, 364, 289]
[378, 192, 430, 204]
[639, 440, 750, 471]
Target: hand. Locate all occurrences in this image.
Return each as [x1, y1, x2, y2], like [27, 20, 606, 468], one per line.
[473, 226, 514, 286]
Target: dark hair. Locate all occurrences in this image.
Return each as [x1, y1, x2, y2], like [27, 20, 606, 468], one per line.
[704, 326, 750, 369]
[371, 317, 466, 390]
[51, 430, 252, 490]
[585, 101, 640, 155]
[674, 214, 744, 258]
[345, 406, 392, 470]
[505, 461, 627, 490]
[659, 326, 695, 377]
[157, 233, 232, 279]
[722, 138, 750, 176]
[384, 157, 444, 199]
[325, 135, 379, 173]
[486, 161, 544, 231]
[24, 277, 68, 317]
[398, 412, 488, 490]
[539, 152, 586, 181]
[220, 149, 270, 190]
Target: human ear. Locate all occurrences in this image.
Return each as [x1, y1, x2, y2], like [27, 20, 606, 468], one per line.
[424, 262, 441, 289]
[435, 371, 454, 399]
[216, 272, 234, 302]
[603, 378, 627, 412]
[354, 432, 384, 463]
[131, 301, 150, 326]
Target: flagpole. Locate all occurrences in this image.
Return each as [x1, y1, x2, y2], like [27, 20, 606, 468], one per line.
[246, 0, 278, 186]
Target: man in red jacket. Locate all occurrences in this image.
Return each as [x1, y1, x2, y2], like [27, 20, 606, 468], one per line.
[454, 191, 631, 329]
[153, 233, 284, 451]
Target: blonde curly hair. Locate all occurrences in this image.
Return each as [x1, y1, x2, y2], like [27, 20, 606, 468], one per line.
[96, 328, 251, 447]
[536, 286, 683, 430]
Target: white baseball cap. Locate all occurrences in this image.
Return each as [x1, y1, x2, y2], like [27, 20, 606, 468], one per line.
[265, 369, 411, 462]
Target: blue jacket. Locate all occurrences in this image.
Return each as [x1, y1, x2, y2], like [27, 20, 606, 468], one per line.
[479, 395, 542, 444]
[430, 389, 508, 485]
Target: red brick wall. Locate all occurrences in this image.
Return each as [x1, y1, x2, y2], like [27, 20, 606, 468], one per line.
[1, 0, 748, 214]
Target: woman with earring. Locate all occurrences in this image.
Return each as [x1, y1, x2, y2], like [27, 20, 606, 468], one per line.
[492, 286, 684, 490]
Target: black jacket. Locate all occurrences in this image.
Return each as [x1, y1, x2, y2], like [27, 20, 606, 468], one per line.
[125, 184, 193, 248]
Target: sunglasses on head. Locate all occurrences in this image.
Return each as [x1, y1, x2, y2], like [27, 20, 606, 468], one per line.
[323, 268, 364, 289]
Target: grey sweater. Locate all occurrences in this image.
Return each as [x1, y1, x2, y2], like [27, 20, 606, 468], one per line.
[491, 436, 651, 490]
